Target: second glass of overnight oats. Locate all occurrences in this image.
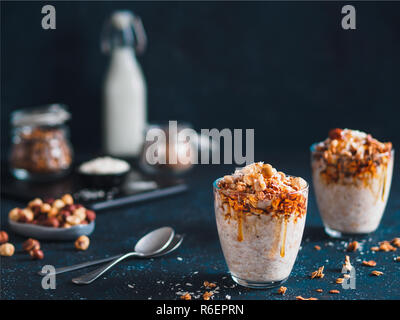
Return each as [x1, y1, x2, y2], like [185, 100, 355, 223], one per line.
[311, 128, 394, 238]
[214, 162, 309, 288]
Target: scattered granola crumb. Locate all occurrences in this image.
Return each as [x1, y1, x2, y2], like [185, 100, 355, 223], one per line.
[336, 278, 344, 284]
[395, 257, 400, 262]
[315, 289, 323, 293]
[343, 255, 353, 272]
[296, 296, 318, 300]
[277, 286, 287, 295]
[378, 241, 397, 252]
[371, 246, 380, 252]
[347, 241, 359, 252]
[311, 266, 325, 279]
[391, 238, 400, 248]
[329, 289, 340, 294]
[371, 270, 384, 276]
[203, 291, 214, 300]
[314, 245, 321, 251]
[203, 281, 216, 289]
[362, 260, 377, 267]
[180, 293, 192, 300]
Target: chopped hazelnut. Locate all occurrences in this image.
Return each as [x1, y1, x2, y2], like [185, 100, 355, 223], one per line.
[61, 194, 74, 205]
[19, 209, 34, 223]
[311, 266, 325, 279]
[40, 203, 52, 213]
[391, 238, 400, 248]
[329, 290, 340, 294]
[75, 235, 90, 251]
[347, 241, 359, 252]
[0, 231, 9, 244]
[370, 270, 383, 276]
[336, 278, 344, 284]
[66, 215, 82, 226]
[0, 243, 15, 256]
[52, 199, 65, 210]
[203, 281, 216, 289]
[262, 164, 274, 178]
[8, 208, 21, 221]
[73, 207, 86, 221]
[22, 238, 40, 252]
[48, 207, 59, 218]
[29, 248, 44, 260]
[180, 293, 191, 300]
[277, 286, 287, 295]
[28, 198, 43, 208]
[203, 291, 213, 300]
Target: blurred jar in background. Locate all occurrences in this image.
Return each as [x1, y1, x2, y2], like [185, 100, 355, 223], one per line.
[101, 10, 147, 158]
[9, 104, 73, 181]
[139, 123, 195, 176]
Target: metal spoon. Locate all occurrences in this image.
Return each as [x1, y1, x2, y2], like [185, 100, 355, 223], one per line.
[71, 226, 175, 285]
[37, 234, 184, 277]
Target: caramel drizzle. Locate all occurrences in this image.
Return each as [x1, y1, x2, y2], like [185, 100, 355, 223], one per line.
[237, 212, 243, 242]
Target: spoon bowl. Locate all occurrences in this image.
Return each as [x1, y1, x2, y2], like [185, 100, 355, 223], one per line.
[135, 226, 175, 255]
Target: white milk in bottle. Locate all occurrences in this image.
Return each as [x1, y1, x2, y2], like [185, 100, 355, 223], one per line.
[102, 11, 147, 157]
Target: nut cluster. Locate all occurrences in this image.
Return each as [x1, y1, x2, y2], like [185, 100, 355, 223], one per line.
[313, 128, 392, 184]
[8, 194, 96, 228]
[22, 238, 44, 260]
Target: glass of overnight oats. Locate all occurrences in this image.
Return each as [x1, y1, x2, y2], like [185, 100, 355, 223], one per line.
[214, 162, 309, 289]
[311, 128, 394, 238]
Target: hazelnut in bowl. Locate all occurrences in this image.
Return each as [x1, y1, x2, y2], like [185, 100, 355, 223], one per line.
[8, 194, 96, 240]
[78, 156, 130, 188]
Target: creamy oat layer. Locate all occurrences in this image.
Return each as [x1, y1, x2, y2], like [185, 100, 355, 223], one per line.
[312, 129, 394, 234]
[214, 163, 308, 283]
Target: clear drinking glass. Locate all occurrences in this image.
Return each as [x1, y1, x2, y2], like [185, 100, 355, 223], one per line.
[213, 178, 309, 288]
[311, 145, 394, 238]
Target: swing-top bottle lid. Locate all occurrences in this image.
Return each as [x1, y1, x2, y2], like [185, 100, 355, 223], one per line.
[101, 10, 147, 55]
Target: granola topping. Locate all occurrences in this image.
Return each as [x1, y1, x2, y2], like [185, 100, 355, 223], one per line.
[216, 162, 307, 219]
[312, 128, 392, 185]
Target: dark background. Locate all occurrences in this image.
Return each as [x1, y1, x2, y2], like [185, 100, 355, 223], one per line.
[1, 2, 400, 301]
[1, 1, 399, 159]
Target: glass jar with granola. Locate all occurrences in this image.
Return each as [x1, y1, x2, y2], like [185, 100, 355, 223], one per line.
[214, 162, 309, 288]
[311, 128, 394, 237]
[9, 104, 73, 181]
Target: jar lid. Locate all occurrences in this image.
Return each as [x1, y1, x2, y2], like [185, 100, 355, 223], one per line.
[11, 104, 70, 127]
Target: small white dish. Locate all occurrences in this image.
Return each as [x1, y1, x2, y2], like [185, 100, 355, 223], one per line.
[8, 219, 95, 240]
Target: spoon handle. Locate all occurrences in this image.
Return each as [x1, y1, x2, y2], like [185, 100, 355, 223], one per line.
[37, 254, 124, 276]
[71, 252, 140, 285]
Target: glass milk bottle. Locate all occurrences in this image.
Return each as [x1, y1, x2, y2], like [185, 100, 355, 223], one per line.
[101, 11, 147, 157]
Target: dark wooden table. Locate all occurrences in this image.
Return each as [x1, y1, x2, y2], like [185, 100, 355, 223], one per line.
[1, 151, 399, 300]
